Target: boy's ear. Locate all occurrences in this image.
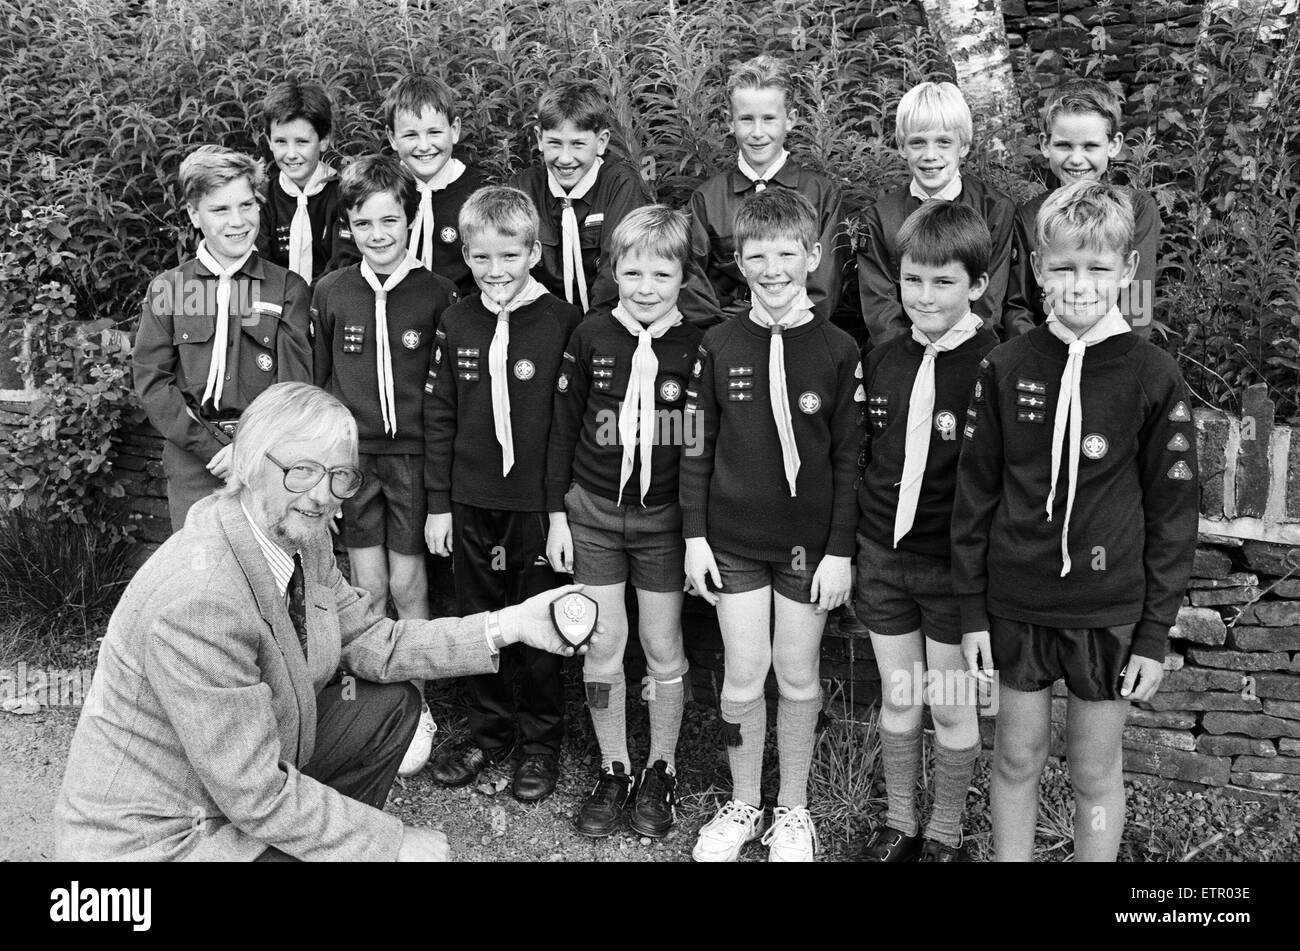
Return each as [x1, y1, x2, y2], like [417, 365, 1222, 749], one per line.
[1106, 130, 1124, 160]
[449, 116, 462, 146]
[805, 241, 822, 273]
[968, 271, 990, 302]
[319, 135, 332, 157]
[185, 202, 202, 231]
[1038, 131, 1051, 160]
[1121, 249, 1139, 285]
[533, 125, 545, 151]
[528, 240, 543, 269]
[595, 128, 612, 155]
[1030, 249, 1044, 283]
[785, 106, 798, 130]
[386, 126, 399, 153]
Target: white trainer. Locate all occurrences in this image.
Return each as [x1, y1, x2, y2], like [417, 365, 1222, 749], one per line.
[691, 799, 764, 862]
[397, 701, 437, 778]
[762, 805, 818, 862]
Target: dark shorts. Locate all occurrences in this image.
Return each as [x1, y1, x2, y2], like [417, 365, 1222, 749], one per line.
[990, 616, 1136, 702]
[712, 546, 817, 603]
[854, 533, 962, 644]
[341, 452, 425, 555]
[565, 483, 685, 593]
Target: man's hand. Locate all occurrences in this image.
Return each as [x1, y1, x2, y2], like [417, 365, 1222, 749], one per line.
[425, 513, 453, 556]
[1121, 654, 1165, 702]
[397, 825, 449, 862]
[546, 512, 574, 574]
[206, 443, 234, 480]
[810, 554, 851, 614]
[962, 630, 994, 684]
[684, 537, 721, 606]
[497, 584, 604, 656]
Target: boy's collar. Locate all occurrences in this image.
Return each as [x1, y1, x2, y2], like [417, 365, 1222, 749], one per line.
[730, 158, 799, 193]
[909, 173, 963, 203]
[193, 249, 263, 280]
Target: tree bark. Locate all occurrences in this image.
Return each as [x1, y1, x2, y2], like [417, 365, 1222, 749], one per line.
[920, 0, 1018, 146]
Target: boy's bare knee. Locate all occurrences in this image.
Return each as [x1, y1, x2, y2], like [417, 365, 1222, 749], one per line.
[1069, 753, 1124, 801]
[995, 742, 1049, 785]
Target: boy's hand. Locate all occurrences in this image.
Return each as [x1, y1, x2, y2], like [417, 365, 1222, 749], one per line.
[206, 443, 234, 480]
[424, 513, 453, 556]
[1121, 655, 1165, 702]
[498, 584, 604, 656]
[684, 537, 721, 606]
[810, 554, 851, 614]
[962, 630, 994, 684]
[546, 512, 574, 574]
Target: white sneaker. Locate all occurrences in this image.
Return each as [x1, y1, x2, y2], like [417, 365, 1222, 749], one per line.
[762, 805, 818, 862]
[691, 799, 764, 862]
[397, 702, 437, 778]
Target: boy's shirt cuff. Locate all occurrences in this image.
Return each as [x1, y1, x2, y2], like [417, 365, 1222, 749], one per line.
[1131, 618, 1171, 663]
[959, 595, 989, 636]
[426, 491, 451, 514]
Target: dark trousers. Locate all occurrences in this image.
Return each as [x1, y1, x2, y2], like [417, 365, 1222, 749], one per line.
[452, 503, 564, 756]
[255, 678, 421, 861]
[163, 441, 224, 531]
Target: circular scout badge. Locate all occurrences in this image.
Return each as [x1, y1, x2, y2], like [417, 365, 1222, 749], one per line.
[256, 353, 273, 372]
[434, 347, 442, 364]
[557, 373, 570, 393]
[402, 330, 420, 350]
[1082, 433, 1108, 459]
[659, 378, 682, 402]
[934, 411, 957, 434]
[514, 359, 535, 381]
[973, 379, 983, 402]
[798, 391, 821, 414]
[692, 359, 703, 378]
[551, 592, 598, 649]
[440, 227, 458, 244]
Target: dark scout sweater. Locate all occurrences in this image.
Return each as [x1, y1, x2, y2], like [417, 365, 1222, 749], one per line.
[311, 264, 458, 454]
[950, 325, 1199, 660]
[547, 311, 704, 511]
[407, 164, 491, 300]
[857, 329, 1000, 559]
[258, 171, 358, 281]
[424, 292, 582, 513]
[679, 312, 863, 562]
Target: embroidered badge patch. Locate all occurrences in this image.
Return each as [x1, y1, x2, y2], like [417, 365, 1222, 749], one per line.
[973, 379, 984, 403]
[1081, 433, 1108, 459]
[692, 359, 703, 378]
[1016, 378, 1047, 395]
[1167, 433, 1190, 452]
[934, 411, 957, 434]
[514, 359, 535, 381]
[402, 330, 420, 350]
[256, 353, 273, 372]
[1168, 460, 1193, 480]
[343, 324, 365, 354]
[557, 373, 569, 393]
[659, 378, 682, 402]
[1017, 409, 1047, 424]
[799, 391, 821, 414]
[439, 227, 457, 244]
[1169, 401, 1191, 422]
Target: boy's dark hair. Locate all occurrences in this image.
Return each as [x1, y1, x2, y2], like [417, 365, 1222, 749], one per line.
[1041, 77, 1123, 139]
[459, 185, 540, 249]
[896, 201, 992, 283]
[262, 80, 334, 140]
[338, 154, 418, 221]
[383, 73, 460, 131]
[535, 80, 612, 134]
[733, 188, 818, 254]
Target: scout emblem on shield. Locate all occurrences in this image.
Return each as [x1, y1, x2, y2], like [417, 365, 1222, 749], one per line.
[551, 592, 598, 649]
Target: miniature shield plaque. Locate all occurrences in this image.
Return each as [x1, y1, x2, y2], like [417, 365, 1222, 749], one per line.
[551, 592, 598, 650]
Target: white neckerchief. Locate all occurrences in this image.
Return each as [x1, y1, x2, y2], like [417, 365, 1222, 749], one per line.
[748, 288, 817, 496]
[610, 304, 683, 506]
[737, 150, 789, 192]
[547, 157, 603, 313]
[909, 172, 963, 203]
[279, 161, 335, 282]
[893, 312, 983, 546]
[359, 254, 418, 436]
[481, 277, 549, 475]
[408, 158, 467, 270]
[195, 241, 255, 411]
[1044, 307, 1131, 575]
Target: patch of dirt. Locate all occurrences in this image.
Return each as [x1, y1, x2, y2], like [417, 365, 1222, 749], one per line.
[0, 707, 80, 861]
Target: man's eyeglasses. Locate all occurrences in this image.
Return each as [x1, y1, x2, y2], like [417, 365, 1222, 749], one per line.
[264, 453, 365, 500]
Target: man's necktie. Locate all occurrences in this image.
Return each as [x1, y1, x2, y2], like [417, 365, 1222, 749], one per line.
[288, 553, 308, 658]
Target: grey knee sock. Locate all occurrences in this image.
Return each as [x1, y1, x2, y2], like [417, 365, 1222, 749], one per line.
[776, 693, 823, 809]
[585, 677, 629, 771]
[879, 724, 922, 836]
[924, 738, 979, 847]
[719, 695, 766, 807]
[645, 675, 686, 771]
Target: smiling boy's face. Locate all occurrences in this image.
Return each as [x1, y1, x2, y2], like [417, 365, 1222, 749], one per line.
[1040, 111, 1123, 185]
[346, 190, 410, 273]
[900, 126, 969, 196]
[535, 120, 611, 191]
[187, 176, 259, 267]
[615, 249, 684, 326]
[735, 233, 821, 322]
[900, 254, 988, 341]
[1032, 238, 1138, 335]
[729, 85, 795, 176]
[268, 117, 329, 188]
[463, 228, 542, 307]
[388, 105, 461, 183]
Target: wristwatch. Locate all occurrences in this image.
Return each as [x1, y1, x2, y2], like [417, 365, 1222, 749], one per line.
[485, 611, 509, 653]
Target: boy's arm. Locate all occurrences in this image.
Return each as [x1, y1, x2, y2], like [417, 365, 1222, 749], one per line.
[589, 168, 653, 312]
[981, 193, 1017, 337]
[423, 324, 459, 515]
[810, 180, 846, 322]
[1128, 191, 1162, 336]
[677, 188, 724, 328]
[133, 276, 226, 463]
[255, 185, 275, 261]
[546, 327, 591, 512]
[856, 203, 907, 347]
[679, 340, 719, 539]
[1132, 358, 1199, 662]
[310, 279, 334, 389]
[276, 271, 313, 383]
[950, 357, 1005, 634]
[825, 340, 866, 557]
[1002, 206, 1039, 339]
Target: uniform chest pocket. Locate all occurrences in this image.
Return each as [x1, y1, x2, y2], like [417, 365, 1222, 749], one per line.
[867, 392, 890, 431]
[172, 316, 216, 347]
[726, 365, 758, 403]
[579, 213, 604, 251]
[456, 347, 482, 383]
[240, 312, 281, 351]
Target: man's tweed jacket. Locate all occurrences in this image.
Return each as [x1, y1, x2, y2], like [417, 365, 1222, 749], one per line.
[54, 493, 497, 861]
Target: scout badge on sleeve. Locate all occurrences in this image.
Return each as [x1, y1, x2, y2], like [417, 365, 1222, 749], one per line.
[551, 592, 599, 650]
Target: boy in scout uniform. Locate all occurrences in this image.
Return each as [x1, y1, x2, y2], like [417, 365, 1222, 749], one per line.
[135, 145, 312, 530]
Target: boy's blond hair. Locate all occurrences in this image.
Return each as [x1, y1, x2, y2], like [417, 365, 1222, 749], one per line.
[726, 54, 794, 109]
[1041, 77, 1123, 139]
[1036, 180, 1135, 256]
[733, 188, 818, 255]
[179, 145, 266, 207]
[609, 205, 690, 269]
[458, 186, 540, 249]
[383, 73, 460, 130]
[894, 81, 973, 148]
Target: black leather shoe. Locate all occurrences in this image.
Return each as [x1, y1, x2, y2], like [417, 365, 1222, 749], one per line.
[428, 743, 500, 788]
[573, 763, 634, 837]
[861, 825, 923, 862]
[628, 760, 677, 838]
[512, 753, 560, 802]
[918, 837, 968, 862]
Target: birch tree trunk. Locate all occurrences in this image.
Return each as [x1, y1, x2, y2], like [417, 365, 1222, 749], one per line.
[920, 0, 1018, 147]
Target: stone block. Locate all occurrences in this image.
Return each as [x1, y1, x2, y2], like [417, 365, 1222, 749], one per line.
[1189, 572, 1258, 589]
[1163, 652, 1184, 671]
[1159, 667, 1245, 692]
[1234, 755, 1300, 775]
[1192, 547, 1233, 580]
[1122, 726, 1195, 751]
[1195, 734, 1275, 757]
[1183, 648, 1291, 672]
[1253, 672, 1300, 701]
[1189, 587, 1260, 606]
[1279, 738, 1300, 755]
[1122, 742, 1229, 786]
[1126, 708, 1196, 729]
[1270, 580, 1300, 598]
[1170, 607, 1227, 645]
[1264, 699, 1300, 719]
[1234, 601, 1300, 626]
[1140, 691, 1259, 712]
[1228, 626, 1300, 651]
[1201, 712, 1300, 738]
[1235, 384, 1273, 518]
[1230, 771, 1300, 792]
[1241, 540, 1300, 576]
